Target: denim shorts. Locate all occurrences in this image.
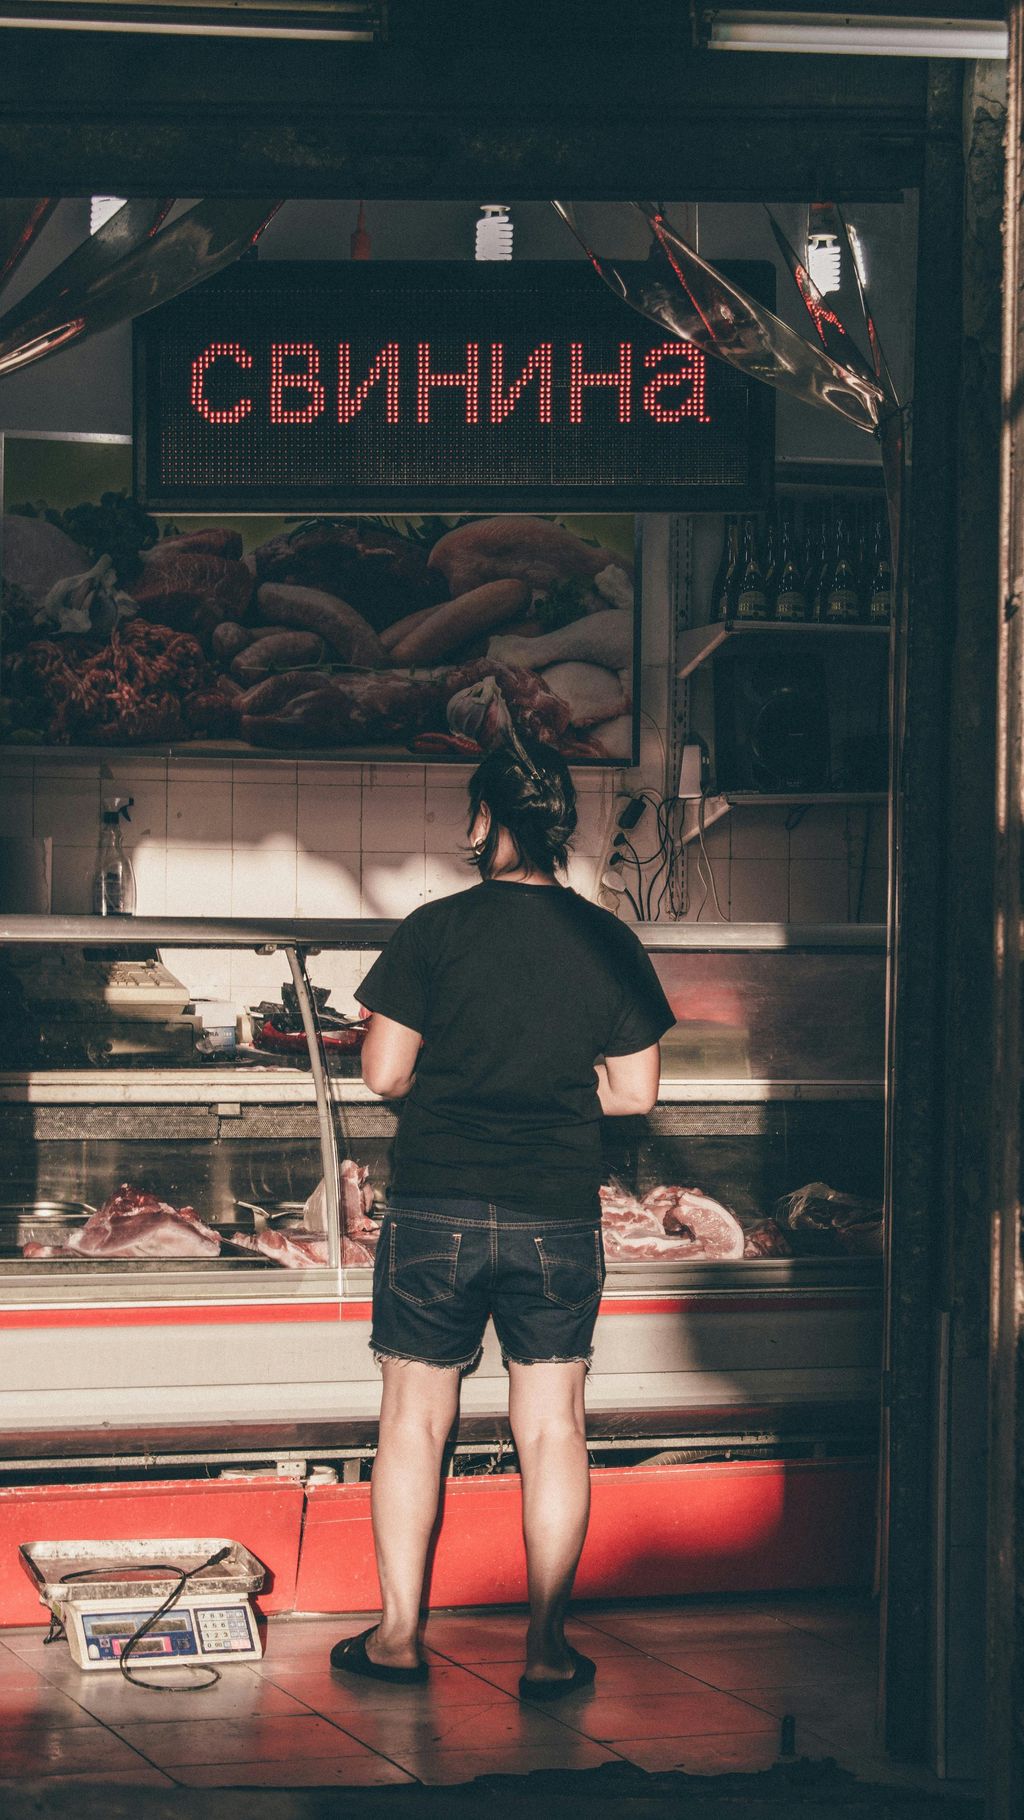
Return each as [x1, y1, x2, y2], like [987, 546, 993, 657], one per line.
[370, 1195, 606, 1373]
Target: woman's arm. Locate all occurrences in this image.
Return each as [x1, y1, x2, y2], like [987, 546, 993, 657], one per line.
[594, 1043, 662, 1117]
[361, 1013, 423, 1099]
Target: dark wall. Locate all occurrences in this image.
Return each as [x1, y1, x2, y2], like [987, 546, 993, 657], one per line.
[0, 2, 930, 198]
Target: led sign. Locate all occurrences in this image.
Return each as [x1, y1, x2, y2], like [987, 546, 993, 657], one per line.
[134, 262, 774, 511]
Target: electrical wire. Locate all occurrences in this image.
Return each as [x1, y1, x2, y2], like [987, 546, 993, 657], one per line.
[694, 789, 728, 922]
[50, 1547, 232, 1692]
[606, 787, 691, 924]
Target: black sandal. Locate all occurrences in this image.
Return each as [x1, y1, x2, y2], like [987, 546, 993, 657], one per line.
[518, 1646, 596, 1702]
[330, 1625, 429, 1685]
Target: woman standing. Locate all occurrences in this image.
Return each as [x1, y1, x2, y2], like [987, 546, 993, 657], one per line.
[331, 735, 674, 1698]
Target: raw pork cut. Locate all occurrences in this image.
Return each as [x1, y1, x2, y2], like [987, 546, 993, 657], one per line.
[599, 1181, 745, 1262]
[248, 1229, 329, 1268]
[657, 1187, 745, 1259]
[340, 1158, 380, 1265]
[599, 1182, 703, 1261]
[297, 1160, 380, 1266]
[22, 1183, 220, 1260]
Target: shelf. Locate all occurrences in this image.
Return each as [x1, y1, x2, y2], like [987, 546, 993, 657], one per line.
[677, 619, 890, 683]
[681, 790, 887, 846]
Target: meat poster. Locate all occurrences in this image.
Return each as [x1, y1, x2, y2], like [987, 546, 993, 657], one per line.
[0, 435, 638, 763]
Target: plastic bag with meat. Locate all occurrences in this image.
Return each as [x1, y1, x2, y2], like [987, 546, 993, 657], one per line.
[742, 1218, 793, 1259]
[774, 1181, 883, 1256]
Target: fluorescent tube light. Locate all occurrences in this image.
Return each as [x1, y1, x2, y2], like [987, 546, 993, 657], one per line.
[702, 10, 1008, 59]
[0, 2, 385, 38]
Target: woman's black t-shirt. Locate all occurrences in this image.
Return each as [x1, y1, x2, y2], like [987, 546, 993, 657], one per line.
[355, 879, 675, 1222]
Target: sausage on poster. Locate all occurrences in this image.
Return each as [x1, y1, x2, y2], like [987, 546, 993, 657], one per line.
[254, 582, 387, 666]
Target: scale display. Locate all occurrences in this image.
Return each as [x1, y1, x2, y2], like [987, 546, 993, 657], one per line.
[134, 261, 775, 512]
[75, 1603, 257, 1667]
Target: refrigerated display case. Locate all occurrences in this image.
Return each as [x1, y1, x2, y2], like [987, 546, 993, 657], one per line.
[0, 916, 883, 1472]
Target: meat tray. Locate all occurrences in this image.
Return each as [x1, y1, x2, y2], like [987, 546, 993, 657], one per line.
[20, 1537, 265, 1609]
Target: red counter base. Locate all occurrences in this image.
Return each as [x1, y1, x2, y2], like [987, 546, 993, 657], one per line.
[0, 1479, 306, 1629]
[295, 1459, 875, 1614]
[0, 1459, 874, 1628]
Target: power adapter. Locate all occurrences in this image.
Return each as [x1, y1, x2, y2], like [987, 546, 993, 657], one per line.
[617, 796, 648, 831]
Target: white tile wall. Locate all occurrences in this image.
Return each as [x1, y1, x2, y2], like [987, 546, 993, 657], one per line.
[166, 846, 232, 917]
[0, 769, 33, 836]
[167, 773, 233, 846]
[675, 803, 888, 925]
[231, 846, 296, 919]
[789, 858, 849, 923]
[729, 858, 790, 923]
[295, 849, 361, 918]
[361, 851, 427, 917]
[296, 778, 362, 851]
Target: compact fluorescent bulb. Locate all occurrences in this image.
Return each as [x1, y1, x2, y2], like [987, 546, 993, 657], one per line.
[806, 231, 842, 296]
[475, 205, 513, 261]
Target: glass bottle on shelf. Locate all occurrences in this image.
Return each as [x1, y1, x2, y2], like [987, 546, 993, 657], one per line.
[823, 506, 861, 623]
[867, 507, 893, 625]
[800, 505, 816, 616]
[763, 508, 778, 615]
[807, 504, 830, 622]
[773, 506, 809, 621]
[854, 495, 869, 607]
[735, 517, 769, 621]
[711, 516, 739, 622]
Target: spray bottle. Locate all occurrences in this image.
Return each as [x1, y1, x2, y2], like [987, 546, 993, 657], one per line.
[92, 796, 137, 916]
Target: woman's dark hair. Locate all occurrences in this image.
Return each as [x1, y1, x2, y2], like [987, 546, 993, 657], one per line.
[467, 731, 577, 877]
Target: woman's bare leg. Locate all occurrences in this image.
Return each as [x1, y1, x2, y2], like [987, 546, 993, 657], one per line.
[368, 1358, 461, 1668]
[507, 1359, 591, 1679]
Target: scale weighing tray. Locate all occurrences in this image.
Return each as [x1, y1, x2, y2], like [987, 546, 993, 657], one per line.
[20, 1537, 266, 1671]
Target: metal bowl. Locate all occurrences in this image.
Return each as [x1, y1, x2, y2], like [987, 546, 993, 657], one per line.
[233, 1199, 313, 1232]
[0, 1200, 95, 1255]
[0, 1200, 95, 1223]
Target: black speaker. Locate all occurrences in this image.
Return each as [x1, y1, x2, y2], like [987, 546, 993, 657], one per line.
[713, 644, 831, 793]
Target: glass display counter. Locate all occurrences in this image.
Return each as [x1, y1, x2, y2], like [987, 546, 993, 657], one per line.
[0, 916, 883, 1465]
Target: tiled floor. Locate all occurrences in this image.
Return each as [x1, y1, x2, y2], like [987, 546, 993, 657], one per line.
[0, 1594, 951, 1791]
